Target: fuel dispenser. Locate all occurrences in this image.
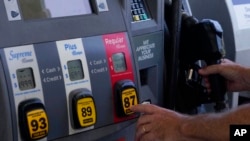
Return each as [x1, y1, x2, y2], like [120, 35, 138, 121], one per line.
[0, 0, 165, 141]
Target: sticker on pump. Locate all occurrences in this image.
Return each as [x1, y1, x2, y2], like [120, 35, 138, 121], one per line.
[26, 109, 49, 140]
[121, 88, 138, 115]
[76, 97, 96, 127]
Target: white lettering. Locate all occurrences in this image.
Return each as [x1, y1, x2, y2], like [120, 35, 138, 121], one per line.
[241, 129, 247, 136]
[138, 53, 154, 61]
[143, 40, 149, 45]
[105, 37, 124, 45]
[91, 67, 107, 74]
[142, 49, 151, 55]
[46, 68, 56, 73]
[136, 43, 155, 52]
[234, 129, 247, 136]
[93, 60, 103, 65]
[234, 129, 241, 136]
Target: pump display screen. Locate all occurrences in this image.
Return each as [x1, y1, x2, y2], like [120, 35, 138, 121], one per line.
[19, 0, 92, 20]
[16, 68, 36, 91]
[67, 59, 84, 81]
[112, 53, 127, 73]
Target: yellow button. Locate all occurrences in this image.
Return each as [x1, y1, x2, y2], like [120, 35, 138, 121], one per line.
[121, 88, 138, 115]
[26, 109, 48, 140]
[133, 15, 140, 21]
[77, 97, 96, 127]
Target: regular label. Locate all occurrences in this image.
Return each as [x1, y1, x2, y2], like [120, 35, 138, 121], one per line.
[26, 109, 48, 140]
[77, 97, 96, 127]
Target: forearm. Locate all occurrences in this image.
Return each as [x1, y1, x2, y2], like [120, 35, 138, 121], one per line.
[180, 103, 250, 141]
[242, 67, 250, 91]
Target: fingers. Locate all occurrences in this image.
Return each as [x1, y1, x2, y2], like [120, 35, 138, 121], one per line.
[198, 64, 221, 76]
[135, 118, 159, 141]
[136, 123, 162, 141]
[135, 123, 151, 141]
[221, 58, 233, 64]
[198, 58, 232, 76]
[139, 133, 155, 141]
[130, 104, 156, 115]
[136, 114, 151, 126]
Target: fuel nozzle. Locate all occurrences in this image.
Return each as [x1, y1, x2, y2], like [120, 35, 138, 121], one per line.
[180, 12, 227, 112]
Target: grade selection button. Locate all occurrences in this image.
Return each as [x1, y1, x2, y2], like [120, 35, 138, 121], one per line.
[18, 99, 49, 141]
[115, 79, 138, 117]
[71, 89, 96, 129]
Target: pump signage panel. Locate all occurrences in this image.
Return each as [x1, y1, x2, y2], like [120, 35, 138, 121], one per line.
[103, 32, 137, 123]
[3, 45, 46, 141]
[232, 0, 250, 29]
[56, 38, 94, 134]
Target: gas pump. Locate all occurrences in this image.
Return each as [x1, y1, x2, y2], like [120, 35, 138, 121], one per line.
[0, 0, 165, 140]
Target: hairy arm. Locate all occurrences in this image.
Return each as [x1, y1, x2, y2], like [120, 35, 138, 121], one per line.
[181, 103, 250, 141]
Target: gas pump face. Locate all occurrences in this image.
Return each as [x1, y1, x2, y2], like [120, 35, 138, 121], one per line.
[0, 0, 165, 140]
[0, 0, 230, 140]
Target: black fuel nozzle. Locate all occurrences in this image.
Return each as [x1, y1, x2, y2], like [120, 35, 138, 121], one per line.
[180, 12, 227, 112]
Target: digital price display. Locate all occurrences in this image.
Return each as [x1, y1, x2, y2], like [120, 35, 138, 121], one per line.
[16, 68, 36, 91]
[112, 53, 127, 73]
[67, 59, 84, 81]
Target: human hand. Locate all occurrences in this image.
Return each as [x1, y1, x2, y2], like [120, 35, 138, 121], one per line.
[130, 104, 190, 141]
[198, 59, 250, 92]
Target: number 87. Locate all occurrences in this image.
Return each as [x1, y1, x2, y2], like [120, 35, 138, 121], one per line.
[124, 95, 136, 108]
